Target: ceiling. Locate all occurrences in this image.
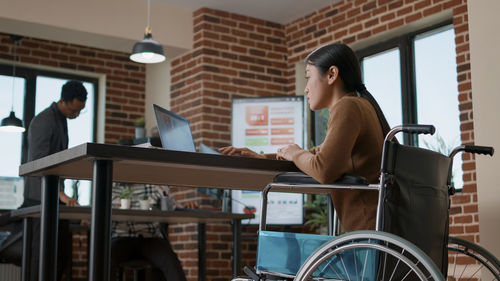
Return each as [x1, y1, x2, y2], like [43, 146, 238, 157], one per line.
[162, 0, 339, 24]
[0, 0, 340, 59]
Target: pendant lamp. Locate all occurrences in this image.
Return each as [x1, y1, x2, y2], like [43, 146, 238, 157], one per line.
[130, 0, 166, 64]
[0, 35, 25, 133]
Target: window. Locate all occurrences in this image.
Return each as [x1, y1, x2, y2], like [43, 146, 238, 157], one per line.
[0, 65, 98, 208]
[361, 48, 403, 142]
[357, 21, 463, 189]
[0, 75, 26, 209]
[414, 27, 462, 188]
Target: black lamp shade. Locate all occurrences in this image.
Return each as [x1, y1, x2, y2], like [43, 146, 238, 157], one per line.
[130, 33, 166, 64]
[0, 111, 25, 132]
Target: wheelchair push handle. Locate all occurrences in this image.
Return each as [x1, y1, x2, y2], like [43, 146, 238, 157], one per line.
[401, 124, 435, 135]
[449, 145, 495, 158]
[385, 124, 435, 142]
[464, 145, 494, 156]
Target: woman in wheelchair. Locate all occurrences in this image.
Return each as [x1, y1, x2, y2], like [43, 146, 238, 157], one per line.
[220, 42, 392, 232]
[221, 44, 499, 281]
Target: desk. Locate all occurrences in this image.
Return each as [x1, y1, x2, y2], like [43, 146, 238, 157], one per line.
[19, 143, 298, 281]
[11, 205, 253, 223]
[11, 205, 253, 281]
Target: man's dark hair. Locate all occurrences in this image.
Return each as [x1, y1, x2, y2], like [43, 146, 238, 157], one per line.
[61, 80, 88, 102]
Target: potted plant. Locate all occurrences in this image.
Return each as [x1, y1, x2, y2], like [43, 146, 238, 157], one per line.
[134, 116, 146, 139]
[119, 188, 133, 209]
[304, 195, 328, 234]
[139, 193, 150, 210]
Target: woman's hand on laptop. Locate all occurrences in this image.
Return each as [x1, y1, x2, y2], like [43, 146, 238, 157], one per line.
[276, 144, 302, 161]
[218, 146, 266, 158]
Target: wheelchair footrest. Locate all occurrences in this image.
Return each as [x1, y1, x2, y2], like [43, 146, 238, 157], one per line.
[244, 266, 260, 281]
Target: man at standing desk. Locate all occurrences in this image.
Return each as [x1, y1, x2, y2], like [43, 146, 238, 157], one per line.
[23, 80, 87, 281]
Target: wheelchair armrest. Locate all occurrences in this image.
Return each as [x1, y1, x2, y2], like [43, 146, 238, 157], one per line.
[273, 172, 319, 184]
[273, 172, 368, 185]
[335, 174, 369, 185]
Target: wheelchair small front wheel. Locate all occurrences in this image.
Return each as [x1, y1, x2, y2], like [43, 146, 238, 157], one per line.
[294, 230, 444, 281]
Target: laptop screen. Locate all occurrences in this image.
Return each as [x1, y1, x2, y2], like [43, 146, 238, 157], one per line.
[153, 104, 196, 152]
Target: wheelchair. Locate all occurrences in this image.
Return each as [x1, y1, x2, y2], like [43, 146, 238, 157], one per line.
[235, 125, 499, 281]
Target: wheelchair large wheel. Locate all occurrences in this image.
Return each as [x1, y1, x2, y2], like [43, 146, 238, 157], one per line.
[447, 236, 500, 281]
[294, 230, 444, 281]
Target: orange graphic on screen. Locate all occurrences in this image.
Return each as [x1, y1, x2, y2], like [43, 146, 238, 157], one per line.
[271, 138, 294, 145]
[246, 105, 268, 126]
[246, 128, 269, 136]
[271, 128, 294, 135]
[271, 118, 294, 125]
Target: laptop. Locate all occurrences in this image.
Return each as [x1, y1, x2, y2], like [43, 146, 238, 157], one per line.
[153, 104, 220, 154]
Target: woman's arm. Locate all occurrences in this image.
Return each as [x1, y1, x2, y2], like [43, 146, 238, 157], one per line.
[289, 99, 363, 184]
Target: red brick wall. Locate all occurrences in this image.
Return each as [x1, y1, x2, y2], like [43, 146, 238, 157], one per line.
[168, 8, 289, 281]
[71, 230, 89, 279]
[168, 1, 477, 280]
[170, 8, 288, 148]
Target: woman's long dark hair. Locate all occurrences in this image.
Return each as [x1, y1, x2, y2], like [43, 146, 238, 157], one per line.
[305, 42, 391, 137]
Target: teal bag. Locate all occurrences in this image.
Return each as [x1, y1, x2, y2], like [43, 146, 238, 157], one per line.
[256, 230, 378, 280]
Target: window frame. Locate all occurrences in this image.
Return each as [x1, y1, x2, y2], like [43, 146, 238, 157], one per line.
[0, 64, 98, 165]
[356, 19, 453, 145]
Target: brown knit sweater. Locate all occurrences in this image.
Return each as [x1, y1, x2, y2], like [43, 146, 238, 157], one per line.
[293, 94, 384, 231]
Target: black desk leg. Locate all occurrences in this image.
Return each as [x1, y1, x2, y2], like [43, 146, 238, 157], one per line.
[232, 219, 241, 277]
[89, 160, 113, 281]
[198, 223, 206, 281]
[22, 217, 32, 281]
[39, 175, 60, 281]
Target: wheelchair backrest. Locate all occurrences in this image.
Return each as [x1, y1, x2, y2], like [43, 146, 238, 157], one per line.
[381, 141, 452, 276]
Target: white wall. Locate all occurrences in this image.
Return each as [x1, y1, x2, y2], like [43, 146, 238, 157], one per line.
[145, 62, 171, 134]
[468, 0, 500, 258]
[0, 0, 193, 58]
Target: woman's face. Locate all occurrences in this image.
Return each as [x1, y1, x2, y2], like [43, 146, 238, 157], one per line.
[304, 64, 330, 111]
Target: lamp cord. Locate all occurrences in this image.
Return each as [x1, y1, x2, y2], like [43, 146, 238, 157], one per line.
[10, 41, 17, 112]
[147, 0, 151, 29]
